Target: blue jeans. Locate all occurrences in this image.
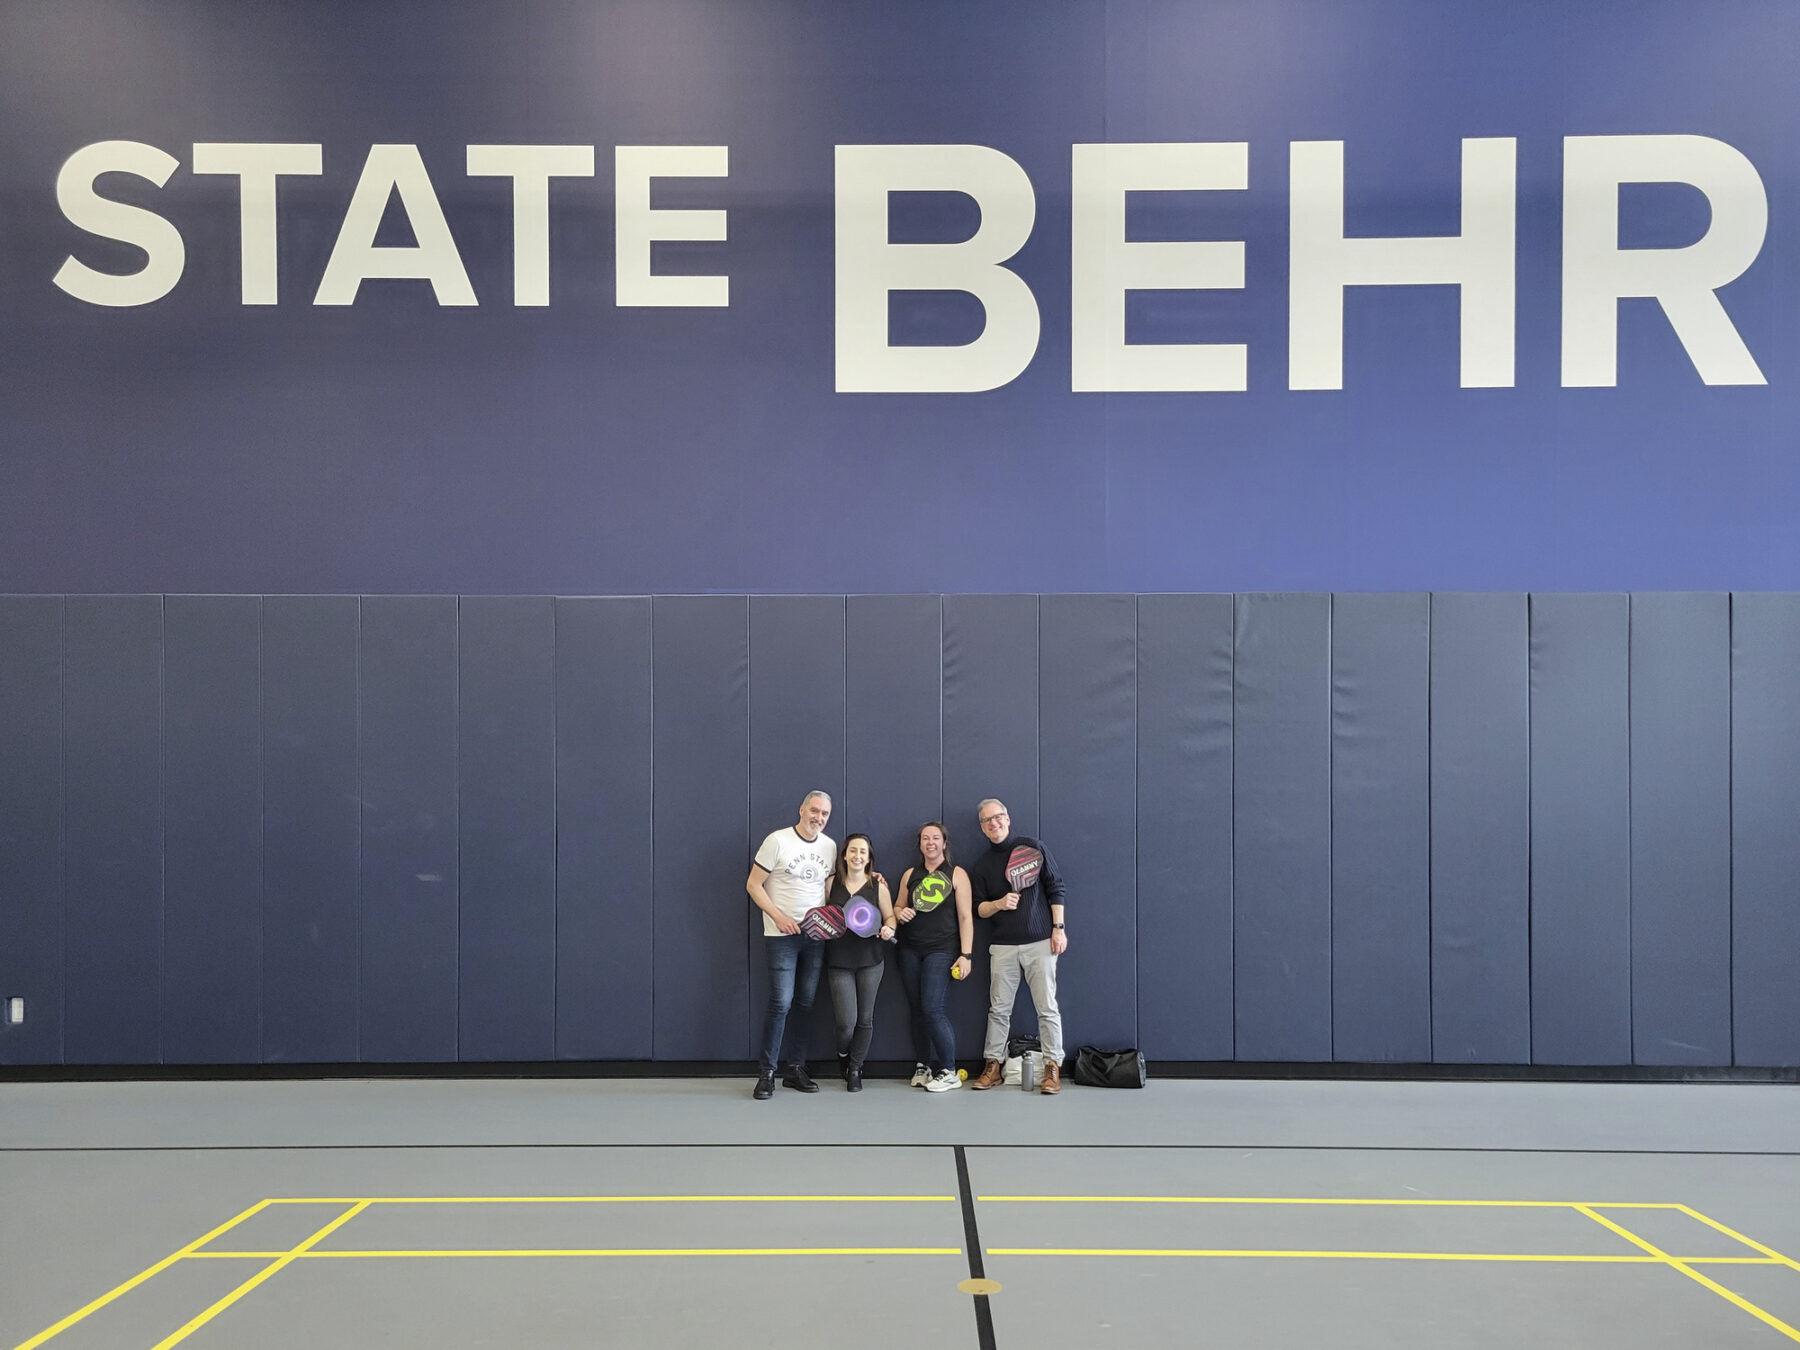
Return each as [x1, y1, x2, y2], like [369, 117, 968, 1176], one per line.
[759, 935, 824, 1073]
[896, 945, 956, 1072]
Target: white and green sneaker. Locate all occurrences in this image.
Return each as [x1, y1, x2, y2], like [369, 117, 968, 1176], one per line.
[924, 1068, 962, 1093]
[909, 1063, 931, 1088]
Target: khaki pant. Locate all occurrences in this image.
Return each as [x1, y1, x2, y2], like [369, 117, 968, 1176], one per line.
[983, 938, 1063, 1063]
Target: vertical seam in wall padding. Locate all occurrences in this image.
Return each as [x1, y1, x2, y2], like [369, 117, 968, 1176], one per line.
[355, 596, 364, 1063]
[841, 596, 849, 826]
[1130, 595, 1139, 1044]
[741, 597, 748, 1065]
[57, 596, 67, 1065]
[450, 597, 458, 1061]
[156, 595, 166, 1065]
[1034, 595, 1041, 837]
[937, 596, 944, 823]
[1525, 592, 1535, 1064]
[1229, 593, 1238, 1062]
[647, 596, 657, 1061]
[1326, 593, 1334, 1063]
[550, 599, 560, 1061]
[1425, 592, 1434, 1064]
[1726, 592, 1735, 1066]
[1625, 594, 1634, 1066]
[255, 597, 265, 1064]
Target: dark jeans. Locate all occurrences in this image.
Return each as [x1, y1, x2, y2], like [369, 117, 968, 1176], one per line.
[827, 963, 885, 1069]
[760, 934, 824, 1074]
[896, 945, 956, 1072]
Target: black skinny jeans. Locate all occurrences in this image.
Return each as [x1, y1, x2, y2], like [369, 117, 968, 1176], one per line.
[826, 962, 884, 1069]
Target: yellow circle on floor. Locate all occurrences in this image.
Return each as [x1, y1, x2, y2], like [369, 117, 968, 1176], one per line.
[958, 1278, 1002, 1295]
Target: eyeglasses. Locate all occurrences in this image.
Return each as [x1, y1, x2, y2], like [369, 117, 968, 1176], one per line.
[979, 812, 1009, 825]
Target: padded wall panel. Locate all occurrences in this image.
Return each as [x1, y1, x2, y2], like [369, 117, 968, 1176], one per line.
[1135, 593, 1234, 1061]
[0, 596, 63, 1064]
[1429, 593, 1529, 1063]
[162, 596, 262, 1064]
[261, 596, 360, 1063]
[459, 597, 556, 1062]
[1232, 593, 1332, 1062]
[1630, 593, 1731, 1065]
[1732, 592, 1800, 1066]
[653, 596, 749, 1060]
[845, 595, 942, 1063]
[554, 597, 654, 1060]
[359, 597, 460, 1062]
[1331, 593, 1431, 1063]
[747, 596, 847, 1060]
[1041, 594, 1137, 1049]
[943, 595, 1040, 1051]
[1529, 593, 1631, 1065]
[63, 595, 162, 1063]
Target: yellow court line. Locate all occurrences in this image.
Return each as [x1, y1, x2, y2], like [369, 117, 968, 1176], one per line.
[987, 1248, 1786, 1264]
[261, 1195, 955, 1205]
[10, 1199, 274, 1350]
[1675, 1206, 1800, 1273]
[191, 1246, 961, 1258]
[1575, 1205, 1800, 1346]
[976, 1196, 1680, 1208]
[181, 1247, 1778, 1265]
[992, 1249, 1670, 1263]
[149, 1201, 370, 1350]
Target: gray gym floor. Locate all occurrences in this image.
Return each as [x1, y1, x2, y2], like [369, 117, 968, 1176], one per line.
[4, 1077, 1799, 1349]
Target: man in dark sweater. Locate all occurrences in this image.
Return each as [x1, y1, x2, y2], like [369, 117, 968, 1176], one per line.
[966, 798, 1068, 1094]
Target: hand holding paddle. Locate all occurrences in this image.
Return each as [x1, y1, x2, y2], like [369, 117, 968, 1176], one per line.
[1005, 845, 1043, 894]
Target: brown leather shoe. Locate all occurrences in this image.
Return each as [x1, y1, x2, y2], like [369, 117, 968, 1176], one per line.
[1040, 1061, 1061, 1094]
[971, 1058, 1004, 1090]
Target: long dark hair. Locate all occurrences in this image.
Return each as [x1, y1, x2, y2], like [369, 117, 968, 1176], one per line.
[836, 833, 874, 890]
[911, 821, 953, 880]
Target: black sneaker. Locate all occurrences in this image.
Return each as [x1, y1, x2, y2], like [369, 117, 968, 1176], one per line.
[753, 1071, 775, 1100]
[846, 1067, 863, 1093]
[781, 1064, 820, 1093]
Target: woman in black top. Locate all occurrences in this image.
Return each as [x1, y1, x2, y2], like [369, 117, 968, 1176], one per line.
[825, 833, 894, 1092]
[893, 821, 973, 1092]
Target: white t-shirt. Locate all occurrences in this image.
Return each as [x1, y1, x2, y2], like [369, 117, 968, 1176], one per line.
[753, 826, 837, 936]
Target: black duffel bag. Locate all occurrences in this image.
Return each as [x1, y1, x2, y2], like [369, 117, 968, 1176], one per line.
[1069, 1046, 1148, 1088]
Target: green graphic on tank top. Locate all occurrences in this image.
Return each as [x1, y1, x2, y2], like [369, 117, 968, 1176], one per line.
[912, 870, 949, 912]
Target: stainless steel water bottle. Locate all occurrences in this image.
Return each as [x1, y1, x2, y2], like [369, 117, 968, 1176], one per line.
[1020, 1050, 1039, 1091]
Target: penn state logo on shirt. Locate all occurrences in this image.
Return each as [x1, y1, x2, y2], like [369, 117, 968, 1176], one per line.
[912, 871, 949, 912]
[788, 855, 828, 885]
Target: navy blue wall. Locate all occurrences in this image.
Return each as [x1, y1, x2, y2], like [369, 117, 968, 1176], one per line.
[3, 4, 1799, 1073]
[1, 1, 1798, 597]
[3, 591, 1794, 1069]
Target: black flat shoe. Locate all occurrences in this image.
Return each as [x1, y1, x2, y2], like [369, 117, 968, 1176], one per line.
[781, 1064, 820, 1093]
[846, 1068, 863, 1092]
[753, 1072, 775, 1100]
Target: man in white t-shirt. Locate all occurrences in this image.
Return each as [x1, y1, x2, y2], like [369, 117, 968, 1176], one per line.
[746, 790, 838, 1099]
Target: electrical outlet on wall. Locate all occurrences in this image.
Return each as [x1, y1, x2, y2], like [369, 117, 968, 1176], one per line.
[4, 997, 22, 1025]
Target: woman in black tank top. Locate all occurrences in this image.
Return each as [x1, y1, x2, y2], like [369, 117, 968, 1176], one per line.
[824, 833, 894, 1091]
[893, 822, 973, 1091]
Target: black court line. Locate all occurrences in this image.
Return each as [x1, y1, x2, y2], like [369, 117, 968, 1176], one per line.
[3, 1143, 1797, 1156]
[953, 1145, 998, 1350]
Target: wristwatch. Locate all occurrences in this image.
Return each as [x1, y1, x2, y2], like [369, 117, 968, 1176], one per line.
[1052, 923, 1065, 930]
